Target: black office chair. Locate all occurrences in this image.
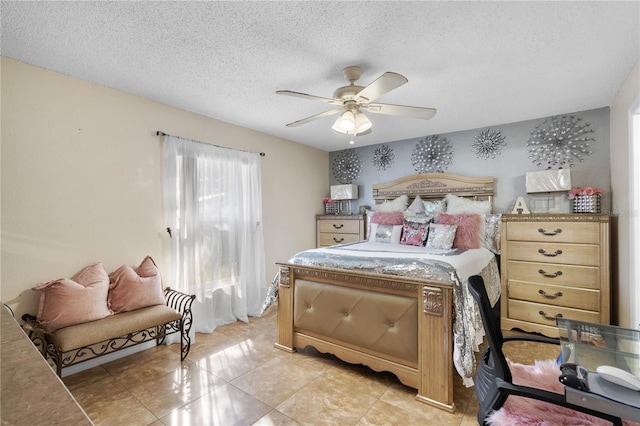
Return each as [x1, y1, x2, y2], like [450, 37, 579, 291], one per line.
[468, 275, 623, 426]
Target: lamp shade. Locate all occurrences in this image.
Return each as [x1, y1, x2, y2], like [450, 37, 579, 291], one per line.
[330, 184, 358, 200]
[526, 169, 571, 193]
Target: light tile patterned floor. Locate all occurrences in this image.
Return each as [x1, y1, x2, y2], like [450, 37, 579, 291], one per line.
[63, 307, 559, 426]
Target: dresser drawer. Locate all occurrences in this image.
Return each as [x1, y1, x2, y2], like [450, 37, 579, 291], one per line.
[507, 241, 599, 266]
[506, 221, 600, 244]
[318, 219, 361, 234]
[507, 299, 600, 327]
[508, 280, 600, 311]
[506, 261, 600, 289]
[318, 233, 362, 246]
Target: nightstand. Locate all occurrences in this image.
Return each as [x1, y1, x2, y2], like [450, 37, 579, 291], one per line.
[316, 214, 366, 248]
[500, 213, 610, 338]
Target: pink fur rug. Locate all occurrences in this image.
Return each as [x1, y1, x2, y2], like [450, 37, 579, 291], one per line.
[487, 359, 639, 426]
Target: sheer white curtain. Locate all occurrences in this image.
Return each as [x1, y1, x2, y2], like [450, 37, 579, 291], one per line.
[163, 135, 266, 334]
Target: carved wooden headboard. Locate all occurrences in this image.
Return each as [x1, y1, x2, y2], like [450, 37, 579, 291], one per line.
[372, 173, 495, 206]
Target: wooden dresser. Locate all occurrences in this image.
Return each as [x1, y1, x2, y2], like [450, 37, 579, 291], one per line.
[500, 213, 610, 337]
[316, 214, 366, 248]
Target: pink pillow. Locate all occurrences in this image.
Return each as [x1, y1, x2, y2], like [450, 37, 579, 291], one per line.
[435, 213, 482, 249]
[108, 256, 166, 313]
[32, 262, 112, 332]
[400, 221, 430, 246]
[370, 211, 405, 225]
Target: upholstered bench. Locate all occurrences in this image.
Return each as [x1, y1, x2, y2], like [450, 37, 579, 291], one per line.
[23, 287, 195, 377]
[22, 256, 195, 377]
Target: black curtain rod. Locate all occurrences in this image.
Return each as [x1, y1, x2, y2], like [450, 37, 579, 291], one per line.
[156, 131, 266, 157]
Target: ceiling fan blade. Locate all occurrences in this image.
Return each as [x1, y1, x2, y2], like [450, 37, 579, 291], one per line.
[353, 72, 408, 104]
[276, 90, 343, 106]
[363, 103, 437, 120]
[285, 108, 342, 127]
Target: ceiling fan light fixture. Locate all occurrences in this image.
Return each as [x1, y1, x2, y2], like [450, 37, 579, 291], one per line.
[354, 111, 372, 133]
[332, 110, 356, 132]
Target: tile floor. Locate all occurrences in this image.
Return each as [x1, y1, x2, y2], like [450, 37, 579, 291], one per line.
[63, 307, 559, 426]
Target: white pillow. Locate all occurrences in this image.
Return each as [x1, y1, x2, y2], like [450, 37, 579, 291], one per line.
[374, 195, 409, 212]
[405, 195, 425, 215]
[369, 223, 403, 244]
[445, 194, 491, 215]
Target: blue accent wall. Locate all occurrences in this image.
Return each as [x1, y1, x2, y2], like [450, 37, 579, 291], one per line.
[329, 107, 610, 214]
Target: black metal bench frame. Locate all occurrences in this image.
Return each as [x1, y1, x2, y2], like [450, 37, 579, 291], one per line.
[23, 287, 195, 377]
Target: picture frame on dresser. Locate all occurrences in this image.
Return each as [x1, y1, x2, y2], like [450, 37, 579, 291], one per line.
[500, 213, 610, 338]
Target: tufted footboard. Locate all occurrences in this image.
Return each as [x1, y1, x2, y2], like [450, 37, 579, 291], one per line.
[275, 264, 456, 413]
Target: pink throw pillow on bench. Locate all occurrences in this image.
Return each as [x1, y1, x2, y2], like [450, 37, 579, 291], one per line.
[32, 262, 112, 332]
[108, 256, 166, 314]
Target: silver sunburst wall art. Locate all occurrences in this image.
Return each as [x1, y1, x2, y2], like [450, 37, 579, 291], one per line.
[526, 115, 595, 168]
[411, 135, 453, 173]
[332, 149, 362, 184]
[472, 128, 506, 159]
[372, 144, 394, 171]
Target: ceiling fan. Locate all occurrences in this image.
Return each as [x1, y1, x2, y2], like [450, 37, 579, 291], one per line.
[276, 66, 436, 139]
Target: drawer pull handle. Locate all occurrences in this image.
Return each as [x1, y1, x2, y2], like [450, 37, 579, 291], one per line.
[538, 269, 563, 278]
[538, 248, 562, 257]
[332, 224, 344, 229]
[538, 228, 562, 236]
[539, 310, 563, 321]
[538, 289, 563, 299]
[333, 237, 344, 243]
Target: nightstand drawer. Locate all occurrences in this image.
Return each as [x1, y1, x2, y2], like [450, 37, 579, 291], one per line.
[507, 299, 600, 327]
[508, 280, 600, 311]
[507, 241, 599, 266]
[318, 220, 361, 234]
[318, 233, 362, 246]
[506, 221, 600, 243]
[506, 261, 600, 289]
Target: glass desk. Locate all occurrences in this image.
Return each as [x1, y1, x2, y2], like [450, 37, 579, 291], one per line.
[557, 318, 640, 422]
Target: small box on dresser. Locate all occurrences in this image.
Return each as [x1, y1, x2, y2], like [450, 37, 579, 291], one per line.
[500, 213, 610, 338]
[316, 214, 366, 248]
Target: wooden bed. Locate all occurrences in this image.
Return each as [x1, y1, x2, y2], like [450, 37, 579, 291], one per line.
[275, 173, 496, 413]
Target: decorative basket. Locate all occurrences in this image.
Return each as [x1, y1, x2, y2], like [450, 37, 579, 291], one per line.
[572, 194, 601, 213]
[324, 201, 339, 215]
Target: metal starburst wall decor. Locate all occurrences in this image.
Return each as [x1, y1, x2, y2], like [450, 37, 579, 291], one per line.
[372, 144, 394, 171]
[526, 115, 595, 168]
[411, 135, 453, 173]
[472, 128, 506, 159]
[332, 149, 362, 184]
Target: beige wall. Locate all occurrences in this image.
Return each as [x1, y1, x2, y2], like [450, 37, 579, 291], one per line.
[609, 60, 639, 328]
[0, 57, 329, 319]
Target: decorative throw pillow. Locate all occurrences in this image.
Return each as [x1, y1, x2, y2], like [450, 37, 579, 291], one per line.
[370, 211, 405, 225]
[403, 213, 433, 224]
[108, 256, 166, 314]
[405, 195, 426, 215]
[32, 262, 112, 332]
[400, 221, 430, 246]
[425, 223, 458, 250]
[374, 195, 409, 212]
[435, 213, 482, 250]
[423, 198, 446, 215]
[445, 193, 491, 215]
[369, 223, 403, 244]
[480, 214, 502, 254]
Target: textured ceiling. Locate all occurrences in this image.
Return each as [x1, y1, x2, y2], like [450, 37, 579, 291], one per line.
[2, 1, 639, 152]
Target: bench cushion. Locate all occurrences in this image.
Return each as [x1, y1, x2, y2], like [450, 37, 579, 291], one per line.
[49, 305, 181, 352]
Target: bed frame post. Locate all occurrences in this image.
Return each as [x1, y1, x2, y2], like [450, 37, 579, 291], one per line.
[416, 285, 455, 412]
[275, 265, 295, 352]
